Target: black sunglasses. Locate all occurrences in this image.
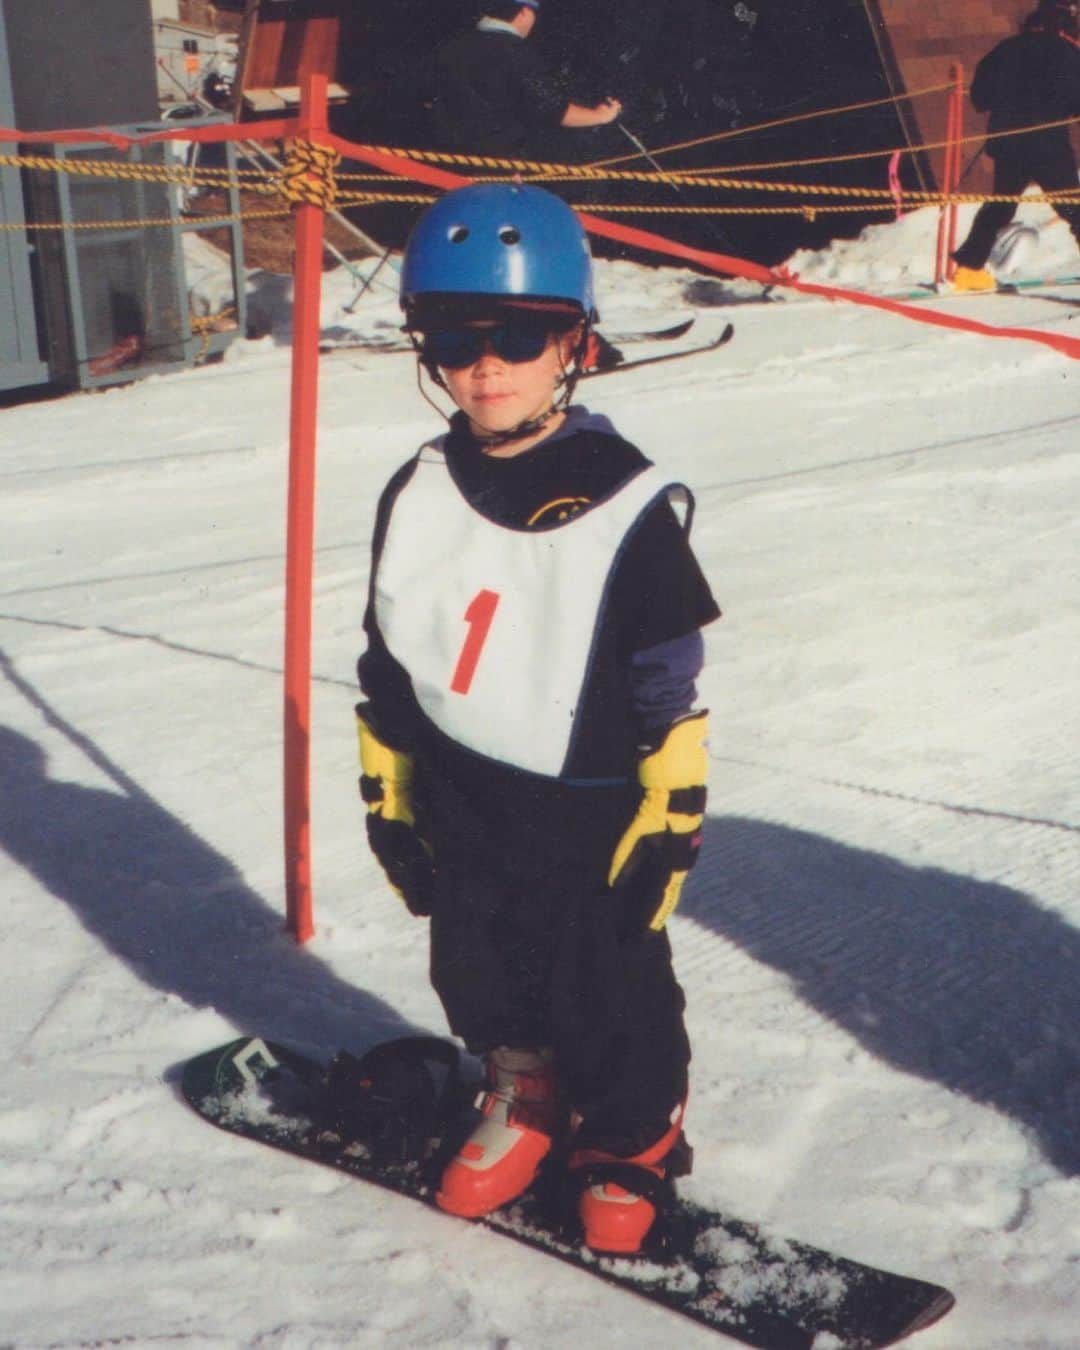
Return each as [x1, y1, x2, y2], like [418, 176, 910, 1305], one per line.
[420, 322, 558, 371]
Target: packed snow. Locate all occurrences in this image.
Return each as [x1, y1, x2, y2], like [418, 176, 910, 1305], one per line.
[2, 200, 1078, 1349]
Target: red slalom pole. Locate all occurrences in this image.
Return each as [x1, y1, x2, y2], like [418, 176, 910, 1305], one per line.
[935, 78, 955, 284]
[945, 64, 965, 274]
[935, 63, 964, 286]
[283, 73, 329, 943]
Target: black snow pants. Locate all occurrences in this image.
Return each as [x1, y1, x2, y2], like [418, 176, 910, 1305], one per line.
[428, 855, 691, 1157]
[953, 138, 1080, 270]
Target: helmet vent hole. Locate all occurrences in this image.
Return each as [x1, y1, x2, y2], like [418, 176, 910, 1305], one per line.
[448, 225, 470, 244]
[499, 226, 522, 245]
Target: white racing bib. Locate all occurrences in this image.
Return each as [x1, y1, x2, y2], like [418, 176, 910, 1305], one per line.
[374, 445, 684, 777]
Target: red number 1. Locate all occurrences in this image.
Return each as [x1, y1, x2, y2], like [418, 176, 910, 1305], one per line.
[450, 589, 501, 695]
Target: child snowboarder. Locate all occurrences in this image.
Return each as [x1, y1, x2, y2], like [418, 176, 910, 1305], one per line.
[355, 183, 720, 1254]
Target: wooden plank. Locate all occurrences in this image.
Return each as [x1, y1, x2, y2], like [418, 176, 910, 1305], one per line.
[238, 0, 345, 120]
[243, 81, 348, 111]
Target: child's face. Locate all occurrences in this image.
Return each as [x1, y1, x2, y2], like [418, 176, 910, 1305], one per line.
[439, 323, 578, 441]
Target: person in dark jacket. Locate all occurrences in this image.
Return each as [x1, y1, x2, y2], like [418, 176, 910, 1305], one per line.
[952, 0, 1080, 290]
[430, 0, 622, 158]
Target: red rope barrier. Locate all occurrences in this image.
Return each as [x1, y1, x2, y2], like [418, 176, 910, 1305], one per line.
[4, 113, 1080, 359]
[0, 119, 299, 147]
[326, 131, 1080, 362]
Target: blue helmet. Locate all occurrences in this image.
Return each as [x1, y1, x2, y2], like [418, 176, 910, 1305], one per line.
[400, 183, 596, 323]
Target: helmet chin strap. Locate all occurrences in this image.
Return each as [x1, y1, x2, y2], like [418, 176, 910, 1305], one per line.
[470, 403, 561, 451]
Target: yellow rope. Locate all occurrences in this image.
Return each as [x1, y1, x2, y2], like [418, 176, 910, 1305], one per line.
[326, 187, 1080, 213]
[0, 151, 285, 191]
[338, 111, 1080, 194]
[7, 108, 1079, 206]
[329, 171, 404, 184]
[582, 82, 957, 169]
[547, 171, 1080, 203]
[353, 143, 590, 177]
[574, 194, 1076, 217]
[0, 207, 291, 232]
[574, 202, 894, 219]
[3, 184, 1073, 233]
[336, 156, 1080, 204]
[668, 112, 1080, 177]
[0, 151, 197, 184]
[189, 305, 236, 363]
[275, 138, 340, 210]
[3, 108, 1077, 235]
[336, 191, 436, 206]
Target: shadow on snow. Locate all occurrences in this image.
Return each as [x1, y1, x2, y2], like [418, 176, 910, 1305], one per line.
[0, 648, 411, 1058]
[3, 639, 1078, 1174]
[683, 816, 1080, 1177]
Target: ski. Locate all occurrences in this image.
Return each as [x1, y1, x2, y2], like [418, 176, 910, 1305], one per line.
[611, 316, 695, 342]
[581, 322, 734, 378]
[888, 274, 1080, 303]
[318, 332, 412, 355]
[181, 1035, 955, 1349]
[998, 283, 1080, 308]
[317, 317, 697, 357]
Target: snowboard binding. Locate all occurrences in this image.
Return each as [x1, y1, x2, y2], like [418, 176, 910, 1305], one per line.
[552, 1129, 695, 1257]
[315, 1036, 464, 1168]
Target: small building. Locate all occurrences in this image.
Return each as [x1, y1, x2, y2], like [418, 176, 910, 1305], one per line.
[0, 4, 48, 393]
[151, 5, 239, 110]
[0, 0, 243, 399]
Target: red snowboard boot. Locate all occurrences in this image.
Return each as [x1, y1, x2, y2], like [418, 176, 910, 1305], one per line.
[570, 1100, 688, 1254]
[436, 1047, 562, 1219]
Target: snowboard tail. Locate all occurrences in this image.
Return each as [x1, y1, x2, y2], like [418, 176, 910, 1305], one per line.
[181, 1037, 954, 1349]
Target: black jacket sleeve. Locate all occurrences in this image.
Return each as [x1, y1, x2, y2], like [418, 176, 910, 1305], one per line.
[356, 457, 424, 749]
[610, 497, 721, 662]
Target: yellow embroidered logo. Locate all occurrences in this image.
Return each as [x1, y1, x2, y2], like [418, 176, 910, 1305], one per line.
[526, 496, 592, 527]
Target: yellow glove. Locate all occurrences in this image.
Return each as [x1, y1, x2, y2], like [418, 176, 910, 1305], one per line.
[608, 712, 708, 933]
[356, 704, 433, 915]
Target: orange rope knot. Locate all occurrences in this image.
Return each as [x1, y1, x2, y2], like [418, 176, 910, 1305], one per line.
[278, 138, 340, 210]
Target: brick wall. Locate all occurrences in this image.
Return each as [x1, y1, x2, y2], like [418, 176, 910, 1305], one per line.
[869, 0, 1034, 194]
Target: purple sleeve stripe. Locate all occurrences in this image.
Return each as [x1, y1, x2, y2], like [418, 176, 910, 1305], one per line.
[630, 631, 705, 734]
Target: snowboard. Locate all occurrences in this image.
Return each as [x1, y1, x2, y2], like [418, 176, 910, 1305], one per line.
[893, 273, 1080, 302]
[181, 1037, 955, 1350]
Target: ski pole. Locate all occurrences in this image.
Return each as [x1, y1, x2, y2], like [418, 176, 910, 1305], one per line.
[615, 121, 736, 254]
[343, 243, 398, 314]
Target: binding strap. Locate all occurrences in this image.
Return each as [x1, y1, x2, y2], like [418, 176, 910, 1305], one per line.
[319, 1035, 461, 1165]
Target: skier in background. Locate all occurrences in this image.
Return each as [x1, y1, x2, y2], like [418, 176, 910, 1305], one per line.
[429, 0, 622, 158]
[354, 182, 719, 1254]
[952, 0, 1080, 290]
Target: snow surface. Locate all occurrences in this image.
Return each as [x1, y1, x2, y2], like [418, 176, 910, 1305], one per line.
[2, 201, 1079, 1349]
